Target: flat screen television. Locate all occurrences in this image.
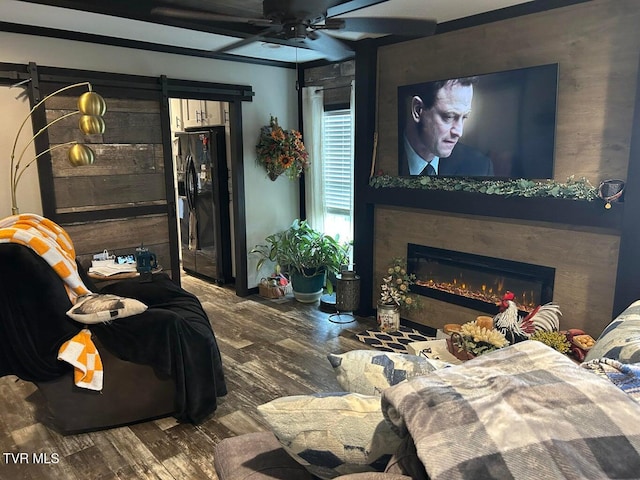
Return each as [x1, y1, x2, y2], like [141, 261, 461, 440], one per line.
[397, 63, 558, 179]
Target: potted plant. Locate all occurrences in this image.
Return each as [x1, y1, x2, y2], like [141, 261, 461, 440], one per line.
[447, 321, 510, 361]
[251, 219, 350, 303]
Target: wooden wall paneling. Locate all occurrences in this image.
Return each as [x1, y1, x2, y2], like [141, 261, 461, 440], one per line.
[45, 96, 163, 143]
[38, 78, 174, 280]
[65, 214, 172, 277]
[373, 206, 620, 336]
[303, 60, 355, 107]
[45, 93, 167, 213]
[375, 0, 640, 184]
[52, 174, 167, 210]
[64, 215, 170, 255]
[100, 111, 163, 144]
[50, 144, 164, 177]
[18, 66, 255, 293]
[364, 0, 640, 336]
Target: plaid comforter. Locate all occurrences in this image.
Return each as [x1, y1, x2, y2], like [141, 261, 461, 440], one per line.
[381, 341, 640, 479]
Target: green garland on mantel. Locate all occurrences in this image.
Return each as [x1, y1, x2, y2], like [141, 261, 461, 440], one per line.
[369, 175, 599, 201]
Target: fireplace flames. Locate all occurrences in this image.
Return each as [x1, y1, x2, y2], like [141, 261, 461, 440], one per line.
[415, 278, 535, 312]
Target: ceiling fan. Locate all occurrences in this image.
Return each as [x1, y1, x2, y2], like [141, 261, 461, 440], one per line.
[151, 0, 437, 61]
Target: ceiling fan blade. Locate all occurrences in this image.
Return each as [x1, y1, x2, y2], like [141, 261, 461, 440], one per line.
[303, 30, 354, 61]
[212, 25, 284, 54]
[151, 6, 274, 27]
[326, 0, 390, 17]
[325, 16, 437, 36]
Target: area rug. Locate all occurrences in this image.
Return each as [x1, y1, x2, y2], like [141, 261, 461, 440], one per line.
[356, 326, 435, 354]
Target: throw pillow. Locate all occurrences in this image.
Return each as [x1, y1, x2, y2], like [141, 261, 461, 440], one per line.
[584, 300, 640, 363]
[327, 350, 442, 395]
[257, 392, 402, 479]
[66, 293, 147, 324]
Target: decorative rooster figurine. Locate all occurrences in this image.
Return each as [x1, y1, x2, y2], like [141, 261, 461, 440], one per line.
[493, 291, 562, 344]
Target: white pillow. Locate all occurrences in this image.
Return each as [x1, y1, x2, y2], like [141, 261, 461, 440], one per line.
[66, 293, 147, 324]
[327, 350, 442, 395]
[257, 392, 402, 479]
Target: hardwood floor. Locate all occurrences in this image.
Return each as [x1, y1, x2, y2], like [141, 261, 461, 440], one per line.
[0, 274, 377, 480]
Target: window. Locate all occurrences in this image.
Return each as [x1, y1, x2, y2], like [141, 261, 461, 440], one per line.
[322, 108, 353, 243]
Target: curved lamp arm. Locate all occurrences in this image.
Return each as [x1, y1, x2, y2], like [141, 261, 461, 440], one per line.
[9, 81, 106, 215]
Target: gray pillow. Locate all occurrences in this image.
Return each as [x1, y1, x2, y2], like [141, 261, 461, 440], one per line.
[584, 300, 640, 363]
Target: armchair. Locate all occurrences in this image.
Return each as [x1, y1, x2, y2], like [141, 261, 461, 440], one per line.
[0, 242, 226, 434]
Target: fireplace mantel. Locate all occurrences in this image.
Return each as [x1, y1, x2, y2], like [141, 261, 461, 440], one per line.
[364, 186, 623, 230]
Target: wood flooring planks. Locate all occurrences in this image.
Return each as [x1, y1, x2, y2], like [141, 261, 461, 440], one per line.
[0, 273, 377, 479]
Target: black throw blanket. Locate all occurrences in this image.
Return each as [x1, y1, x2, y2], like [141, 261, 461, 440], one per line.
[96, 274, 227, 423]
[0, 243, 227, 424]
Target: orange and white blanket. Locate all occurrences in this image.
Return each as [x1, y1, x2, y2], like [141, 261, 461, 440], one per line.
[58, 329, 104, 390]
[0, 213, 103, 391]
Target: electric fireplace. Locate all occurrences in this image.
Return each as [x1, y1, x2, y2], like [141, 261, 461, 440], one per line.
[407, 244, 555, 315]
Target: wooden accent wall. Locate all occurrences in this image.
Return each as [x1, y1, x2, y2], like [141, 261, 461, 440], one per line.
[375, 207, 620, 335]
[47, 96, 165, 211]
[63, 215, 170, 272]
[371, 0, 640, 336]
[44, 92, 172, 275]
[304, 60, 354, 107]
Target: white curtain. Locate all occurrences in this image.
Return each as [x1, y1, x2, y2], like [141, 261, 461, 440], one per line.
[302, 86, 325, 232]
[349, 80, 355, 236]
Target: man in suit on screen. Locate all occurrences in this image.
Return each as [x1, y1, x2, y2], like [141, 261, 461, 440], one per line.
[399, 77, 494, 177]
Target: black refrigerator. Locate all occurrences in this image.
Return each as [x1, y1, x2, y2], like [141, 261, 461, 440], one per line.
[176, 127, 232, 284]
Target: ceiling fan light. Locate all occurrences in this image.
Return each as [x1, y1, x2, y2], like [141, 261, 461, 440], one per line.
[78, 115, 105, 135]
[78, 91, 107, 116]
[68, 143, 95, 167]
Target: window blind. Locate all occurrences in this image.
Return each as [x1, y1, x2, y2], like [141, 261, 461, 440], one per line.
[322, 109, 352, 215]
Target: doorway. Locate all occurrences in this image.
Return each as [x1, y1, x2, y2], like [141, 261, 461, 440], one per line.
[168, 98, 235, 285]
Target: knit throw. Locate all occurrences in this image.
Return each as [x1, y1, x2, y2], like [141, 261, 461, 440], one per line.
[0, 213, 103, 391]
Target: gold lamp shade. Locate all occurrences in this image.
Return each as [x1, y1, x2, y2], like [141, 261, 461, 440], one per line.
[78, 115, 106, 135]
[68, 143, 96, 166]
[77, 91, 107, 116]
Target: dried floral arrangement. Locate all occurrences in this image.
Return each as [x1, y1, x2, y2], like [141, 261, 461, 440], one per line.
[369, 174, 599, 201]
[379, 257, 418, 310]
[256, 116, 309, 181]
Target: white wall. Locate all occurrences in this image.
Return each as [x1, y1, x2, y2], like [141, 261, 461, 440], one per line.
[1, 85, 41, 215]
[0, 31, 301, 289]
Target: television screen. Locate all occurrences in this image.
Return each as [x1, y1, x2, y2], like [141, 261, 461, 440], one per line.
[397, 63, 558, 179]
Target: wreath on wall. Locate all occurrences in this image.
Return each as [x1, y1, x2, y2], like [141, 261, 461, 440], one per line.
[256, 116, 309, 181]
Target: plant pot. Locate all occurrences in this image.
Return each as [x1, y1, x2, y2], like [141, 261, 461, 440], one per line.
[267, 170, 280, 181]
[290, 269, 326, 303]
[446, 333, 476, 361]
